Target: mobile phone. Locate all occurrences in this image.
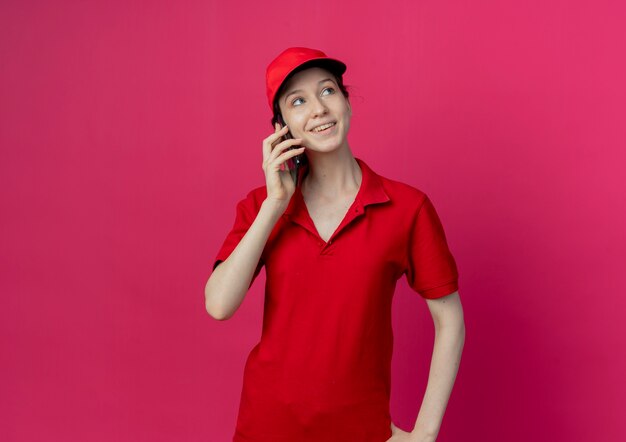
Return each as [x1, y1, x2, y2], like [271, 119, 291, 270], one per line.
[276, 114, 305, 186]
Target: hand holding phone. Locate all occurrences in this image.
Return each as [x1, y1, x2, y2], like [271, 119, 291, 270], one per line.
[276, 114, 305, 186]
[261, 121, 305, 206]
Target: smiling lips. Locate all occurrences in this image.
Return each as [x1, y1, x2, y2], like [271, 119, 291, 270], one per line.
[310, 122, 336, 134]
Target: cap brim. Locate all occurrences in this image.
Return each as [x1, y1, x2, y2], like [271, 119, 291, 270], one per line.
[291, 57, 347, 76]
[273, 57, 347, 108]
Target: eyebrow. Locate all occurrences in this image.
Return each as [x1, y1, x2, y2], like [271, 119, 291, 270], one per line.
[283, 78, 335, 103]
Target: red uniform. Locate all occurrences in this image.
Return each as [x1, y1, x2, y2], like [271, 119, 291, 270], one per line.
[213, 157, 459, 442]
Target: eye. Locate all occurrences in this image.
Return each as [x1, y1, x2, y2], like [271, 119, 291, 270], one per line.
[291, 87, 335, 106]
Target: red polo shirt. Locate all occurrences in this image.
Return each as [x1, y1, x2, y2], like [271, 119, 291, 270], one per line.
[212, 157, 459, 442]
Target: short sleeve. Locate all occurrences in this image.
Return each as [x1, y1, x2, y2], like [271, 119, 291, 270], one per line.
[212, 191, 264, 288]
[405, 195, 459, 299]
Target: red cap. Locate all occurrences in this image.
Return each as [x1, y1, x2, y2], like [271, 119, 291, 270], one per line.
[266, 47, 347, 111]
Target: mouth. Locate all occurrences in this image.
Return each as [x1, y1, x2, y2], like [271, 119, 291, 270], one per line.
[309, 121, 337, 135]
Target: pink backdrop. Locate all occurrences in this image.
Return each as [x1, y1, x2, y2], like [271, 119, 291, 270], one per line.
[2, 1, 625, 441]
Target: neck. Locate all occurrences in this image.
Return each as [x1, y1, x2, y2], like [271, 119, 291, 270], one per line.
[301, 148, 362, 199]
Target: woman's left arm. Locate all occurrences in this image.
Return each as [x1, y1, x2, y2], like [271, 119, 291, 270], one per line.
[409, 290, 465, 442]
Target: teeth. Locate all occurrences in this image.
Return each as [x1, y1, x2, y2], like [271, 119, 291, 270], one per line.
[312, 122, 335, 132]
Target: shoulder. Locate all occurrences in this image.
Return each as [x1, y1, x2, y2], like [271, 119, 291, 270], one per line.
[244, 184, 267, 199]
[239, 184, 267, 212]
[375, 171, 429, 213]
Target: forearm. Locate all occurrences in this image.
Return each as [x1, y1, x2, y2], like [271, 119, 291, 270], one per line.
[205, 198, 286, 320]
[411, 322, 465, 440]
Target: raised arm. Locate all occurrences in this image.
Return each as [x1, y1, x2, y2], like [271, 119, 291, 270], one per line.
[205, 198, 285, 320]
[205, 122, 305, 321]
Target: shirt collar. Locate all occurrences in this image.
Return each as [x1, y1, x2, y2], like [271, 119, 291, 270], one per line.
[283, 157, 390, 218]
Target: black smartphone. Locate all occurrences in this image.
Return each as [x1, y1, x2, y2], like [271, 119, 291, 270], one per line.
[276, 114, 305, 186]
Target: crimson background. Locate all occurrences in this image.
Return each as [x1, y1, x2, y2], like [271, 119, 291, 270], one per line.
[1, 1, 624, 441]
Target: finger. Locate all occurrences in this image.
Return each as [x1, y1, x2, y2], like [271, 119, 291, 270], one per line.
[284, 156, 291, 172]
[269, 138, 302, 161]
[272, 148, 305, 169]
[273, 146, 305, 166]
[274, 147, 305, 167]
[269, 138, 303, 162]
[263, 125, 289, 159]
[265, 127, 290, 154]
[265, 125, 289, 145]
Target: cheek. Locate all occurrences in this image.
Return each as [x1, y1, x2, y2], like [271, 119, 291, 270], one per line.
[343, 112, 351, 128]
[288, 116, 308, 135]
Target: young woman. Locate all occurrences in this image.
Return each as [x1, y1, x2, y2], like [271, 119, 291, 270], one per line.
[205, 47, 465, 442]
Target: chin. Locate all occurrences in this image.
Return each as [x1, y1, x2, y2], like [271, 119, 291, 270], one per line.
[305, 134, 345, 150]
[306, 143, 343, 154]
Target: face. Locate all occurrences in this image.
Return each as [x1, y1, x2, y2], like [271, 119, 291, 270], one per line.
[277, 67, 352, 153]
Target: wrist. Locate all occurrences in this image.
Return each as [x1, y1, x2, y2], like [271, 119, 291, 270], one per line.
[410, 426, 437, 442]
[261, 197, 289, 217]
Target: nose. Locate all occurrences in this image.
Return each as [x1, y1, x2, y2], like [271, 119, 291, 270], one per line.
[310, 96, 328, 118]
